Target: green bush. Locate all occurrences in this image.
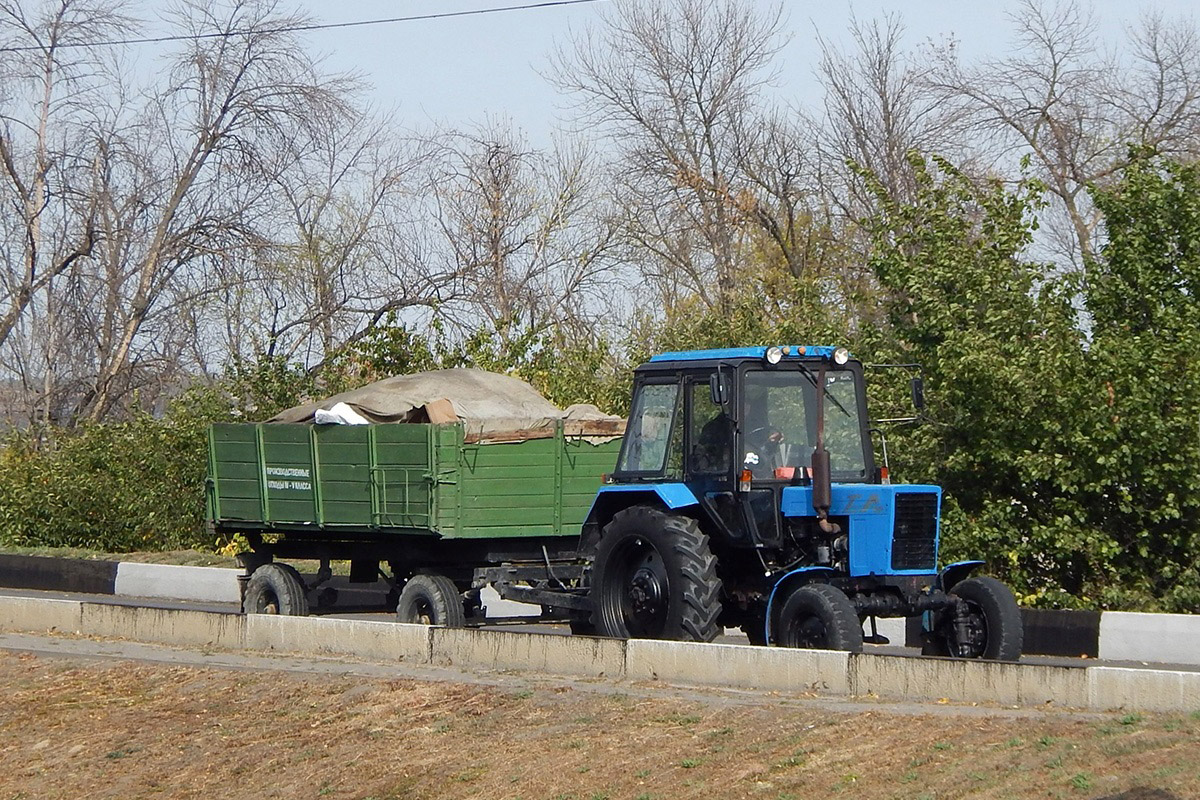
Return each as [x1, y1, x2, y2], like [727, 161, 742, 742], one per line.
[0, 412, 213, 551]
[0, 356, 314, 553]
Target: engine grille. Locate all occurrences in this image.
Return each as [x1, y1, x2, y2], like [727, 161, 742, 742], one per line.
[891, 492, 938, 571]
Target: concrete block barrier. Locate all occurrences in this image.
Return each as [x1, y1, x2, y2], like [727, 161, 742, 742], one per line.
[625, 639, 851, 695]
[1088, 667, 1200, 713]
[80, 603, 244, 649]
[0, 595, 83, 633]
[431, 627, 626, 678]
[851, 654, 1089, 708]
[114, 563, 241, 604]
[1099, 612, 1200, 666]
[245, 615, 432, 663]
[0, 554, 118, 595]
[8, 593, 1200, 715]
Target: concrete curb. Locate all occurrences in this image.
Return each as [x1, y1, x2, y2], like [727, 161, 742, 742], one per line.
[851, 652, 1089, 708]
[2, 596, 1197, 714]
[245, 615, 431, 663]
[114, 563, 241, 604]
[0, 595, 83, 633]
[431, 627, 626, 678]
[1099, 612, 1200, 665]
[626, 639, 850, 695]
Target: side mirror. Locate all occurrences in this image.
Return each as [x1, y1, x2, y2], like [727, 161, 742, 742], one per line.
[709, 372, 728, 408]
[911, 377, 925, 411]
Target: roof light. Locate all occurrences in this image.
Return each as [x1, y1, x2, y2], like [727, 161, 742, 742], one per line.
[833, 347, 850, 365]
[765, 346, 783, 365]
[781, 345, 791, 355]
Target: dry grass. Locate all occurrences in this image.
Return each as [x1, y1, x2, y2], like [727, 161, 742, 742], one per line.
[0, 651, 1196, 800]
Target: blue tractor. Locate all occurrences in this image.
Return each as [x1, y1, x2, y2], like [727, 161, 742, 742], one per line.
[578, 345, 1023, 659]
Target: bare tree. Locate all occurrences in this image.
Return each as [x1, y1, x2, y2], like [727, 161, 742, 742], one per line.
[0, 0, 134, 422]
[816, 13, 969, 215]
[549, 0, 787, 315]
[421, 119, 618, 343]
[926, 0, 1200, 267]
[221, 111, 449, 370]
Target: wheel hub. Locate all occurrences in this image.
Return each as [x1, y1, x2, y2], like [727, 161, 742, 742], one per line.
[628, 567, 664, 614]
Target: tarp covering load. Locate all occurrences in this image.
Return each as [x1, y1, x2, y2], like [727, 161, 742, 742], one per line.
[269, 367, 624, 443]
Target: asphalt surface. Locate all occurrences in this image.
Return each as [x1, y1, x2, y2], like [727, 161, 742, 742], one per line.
[3, 585, 1197, 674]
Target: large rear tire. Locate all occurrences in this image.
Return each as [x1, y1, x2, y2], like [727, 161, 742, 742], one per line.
[592, 506, 722, 642]
[395, 574, 466, 627]
[775, 583, 863, 653]
[243, 563, 309, 616]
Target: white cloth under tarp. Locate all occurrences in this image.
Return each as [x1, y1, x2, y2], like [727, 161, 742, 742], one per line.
[313, 402, 370, 425]
[269, 368, 623, 442]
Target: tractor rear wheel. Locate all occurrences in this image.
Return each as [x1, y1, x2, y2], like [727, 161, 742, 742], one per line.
[592, 506, 722, 642]
[243, 563, 309, 616]
[396, 574, 466, 627]
[775, 583, 863, 653]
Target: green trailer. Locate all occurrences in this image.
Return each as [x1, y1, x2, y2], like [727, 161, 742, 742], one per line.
[207, 418, 622, 622]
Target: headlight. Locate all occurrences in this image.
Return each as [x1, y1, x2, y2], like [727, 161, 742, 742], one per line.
[765, 346, 783, 365]
[833, 347, 850, 365]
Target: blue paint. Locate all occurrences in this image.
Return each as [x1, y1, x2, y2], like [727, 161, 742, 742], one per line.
[763, 566, 835, 644]
[780, 483, 942, 577]
[591, 483, 699, 510]
[649, 345, 845, 362]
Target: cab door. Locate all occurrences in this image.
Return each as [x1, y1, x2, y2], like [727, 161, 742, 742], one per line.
[684, 375, 752, 544]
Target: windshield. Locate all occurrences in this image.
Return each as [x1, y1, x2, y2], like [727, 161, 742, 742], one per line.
[742, 367, 868, 480]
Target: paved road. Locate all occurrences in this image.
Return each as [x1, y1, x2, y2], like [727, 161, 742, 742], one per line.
[4, 585, 1197, 674]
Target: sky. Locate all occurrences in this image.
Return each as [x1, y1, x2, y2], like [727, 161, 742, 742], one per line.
[273, 0, 1197, 146]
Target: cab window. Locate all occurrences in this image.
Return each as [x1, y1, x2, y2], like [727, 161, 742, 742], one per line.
[616, 382, 680, 474]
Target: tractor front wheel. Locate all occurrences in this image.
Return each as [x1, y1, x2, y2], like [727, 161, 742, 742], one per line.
[591, 506, 722, 642]
[775, 583, 863, 653]
[926, 576, 1023, 660]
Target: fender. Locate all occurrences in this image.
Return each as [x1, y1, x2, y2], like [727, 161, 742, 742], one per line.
[580, 484, 701, 552]
[585, 483, 699, 519]
[938, 560, 985, 592]
[763, 566, 836, 645]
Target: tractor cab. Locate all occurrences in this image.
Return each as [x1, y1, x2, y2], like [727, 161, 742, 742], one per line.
[607, 345, 878, 561]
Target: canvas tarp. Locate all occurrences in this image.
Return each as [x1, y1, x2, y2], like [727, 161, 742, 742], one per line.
[269, 368, 624, 443]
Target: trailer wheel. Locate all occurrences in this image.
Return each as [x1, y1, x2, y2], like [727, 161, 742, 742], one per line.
[931, 576, 1023, 660]
[395, 574, 466, 627]
[775, 584, 863, 653]
[592, 506, 722, 642]
[243, 563, 310, 616]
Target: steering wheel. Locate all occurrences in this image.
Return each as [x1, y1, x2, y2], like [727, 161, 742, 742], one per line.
[747, 426, 784, 446]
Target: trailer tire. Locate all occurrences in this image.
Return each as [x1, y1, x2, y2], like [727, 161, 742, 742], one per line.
[243, 563, 310, 616]
[937, 576, 1023, 661]
[592, 506, 722, 642]
[775, 584, 863, 653]
[396, 574, 466, 627]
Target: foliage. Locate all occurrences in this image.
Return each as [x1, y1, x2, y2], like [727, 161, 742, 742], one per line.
[0, 406, 214, 552]
[0, 354, 317, 553]
[1079, 152, 1200, 611]
[859, 152, 1200, 612]
[5, 148, 1200, 614]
